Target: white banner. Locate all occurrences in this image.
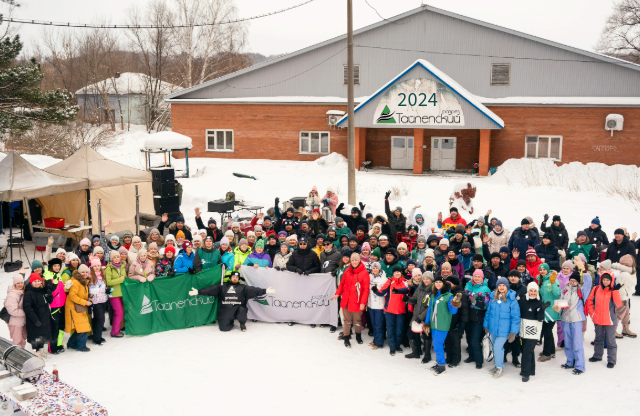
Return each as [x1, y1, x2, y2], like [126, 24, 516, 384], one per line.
[242, 267, 338, 326]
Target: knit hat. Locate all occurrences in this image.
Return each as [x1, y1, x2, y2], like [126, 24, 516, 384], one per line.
[425, 248, 435, 259]
[29, 273, 42, 284]
[255, 240, 265, 249]
[231, 222, 240, 229]
[397, 242, 408, 251]
[576, 230, 587, 238]
[441, 262, 452, 270]
[392, 266, 404, 275]
[371, 247, 381, 259]
[569, 271, 581, 283]
[525, 247, 537, 258]
[598, 259, 612, 270]
[208, 218, 217, 226]
[614, 228, 625, 236]
[342, 250, 352, 259]
[268, 234, 277, 241]
[55, 247, 66, 256]
[361, 242, 371, 253]
[408, 224, 419, 232]
[591, 217, 600, 225]
[328, 226, 337, 232]
[164, 246, 176, 256]
[254, 225, 262, 232]
[166, 234, 176, 242]
[122, 232, 133, 240]
[12, 274, 23, 285]
[450, 207, 458, 213]
[539, 263, 550, 275]
[109, 235, 120, 243]
[90, 258, 101, 268]
[199, 229, 207, 235]
[224, 230, 233, 238]
[411, 268, 422, 278]
[490, 252, 501, 259]
[238, 238, 248, 246]
[473, 269, 484, 278]
[516, 260, 526, 268]
[496, 277, 509, 288]
[218, 236, 230, 246]
[461, 242, 471, 250]
[110, 250, 120, 260]
[526, 282, 540, 299]
[562, 260, 574, 269]
[47, 258, 63, 269]
[193, 235, 202, 243]
[78, 264, 90, 273]
[577, 253, 587, 264]
[552, 215, 561, 222]
[132, 235, 142, 244]
[542, 233, 553, 241]
[263, 215, 272, 222]
[620, 254, 634, 268]
[509, 270, 521, 278]
[406, 259, 416, 266]
[371, 261, 381, 269]
[176, 216, 185, 224]
[278, 231, 287, 237]
[148, 242, 158, 251]
[477, 216, 485, 223]
[455, 224, 465, 235]
[447, 276, 460, 287]
[316, 233, 326, 241]
[424, 271, 434, 281]
[439, 238, 450, 247]
[176, 230, 185, 239]
[472, 254, 484, 262]
[118, 246, 128, 255]
[80, 238, 91, 247]
[31, 260, 44, 270]
[499, 246, 510, 254]
[521, 218, 530, 225]
[366, 213, 373, 219]
[93, 246, 104, 254]
[494, 220, 503, 228]
[182, 241, 192, 250]
[416, 236, 427, 244]
[415, 213, 424, 221]
[335, 217, 344, 223]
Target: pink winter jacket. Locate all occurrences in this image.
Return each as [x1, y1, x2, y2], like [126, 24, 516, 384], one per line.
[4, 286, 26, 327]
[322, 191, 339, 215]
[128, 259, 156, 282]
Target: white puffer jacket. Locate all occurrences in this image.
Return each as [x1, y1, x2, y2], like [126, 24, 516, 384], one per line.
[368, 271, 388, 310]
[611, 263, 637, 302]
[408, 208, 432, 239]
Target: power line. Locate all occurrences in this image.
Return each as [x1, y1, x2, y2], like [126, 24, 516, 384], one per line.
[362, 0, 413, 25]
[4, 0, 315, 29]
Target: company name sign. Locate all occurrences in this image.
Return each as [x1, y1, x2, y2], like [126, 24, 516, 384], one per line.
[373, 78, 465, 126]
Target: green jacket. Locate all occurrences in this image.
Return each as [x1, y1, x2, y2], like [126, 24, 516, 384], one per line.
[539, 268, 561, 322]
[333, 226, 351, 248]
[567, 242, 593, 264]
[233, 246, 252, 270]
[427, 290, 454, 331]
[105, 263, 127, 298]
[194, 247, 221, 272]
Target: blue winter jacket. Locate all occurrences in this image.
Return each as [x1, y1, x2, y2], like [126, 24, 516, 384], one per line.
[457, 251, 475, 271]
[483, 289, 521, 337]
[244, 251, 273, 268]
[174, 251, 195, 273]
[508, 227, 539, 260]
[534, 242, 561, 271]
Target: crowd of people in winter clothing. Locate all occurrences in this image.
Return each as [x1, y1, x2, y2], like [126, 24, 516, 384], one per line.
[3, 187, 639, 382]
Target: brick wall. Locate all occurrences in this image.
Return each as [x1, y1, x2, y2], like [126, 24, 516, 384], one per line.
[171, 103, 640, 168]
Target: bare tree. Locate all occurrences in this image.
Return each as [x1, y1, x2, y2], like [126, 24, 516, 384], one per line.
[171, 0, 247, 88]
[597, 0, 640, 63]
[126, 0, 175, 131]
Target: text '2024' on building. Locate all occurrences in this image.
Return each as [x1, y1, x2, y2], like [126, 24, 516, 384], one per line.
[165, 5, 640, 176]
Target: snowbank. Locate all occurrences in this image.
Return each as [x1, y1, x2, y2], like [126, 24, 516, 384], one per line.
[315, 152, 348, 168]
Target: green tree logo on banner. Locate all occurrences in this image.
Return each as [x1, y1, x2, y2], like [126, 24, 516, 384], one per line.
[376, 105, 396, 124]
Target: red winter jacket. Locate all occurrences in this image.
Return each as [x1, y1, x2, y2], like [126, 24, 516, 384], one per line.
[441, 215, 467, 231]
[335, 262, 370, 312]
[586, 281, 622, 326]
[402, 234, 418, 252]
[376, 277, 409, 314]
[510, 256, 543, 284]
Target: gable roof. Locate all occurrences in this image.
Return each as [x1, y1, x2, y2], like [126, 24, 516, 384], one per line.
[336, 59, 504, 129]
[165, 5, 640, 100]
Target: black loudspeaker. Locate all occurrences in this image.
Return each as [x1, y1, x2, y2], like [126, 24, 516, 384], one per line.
[208, 200, 234, 213]
[154, 196, 180, 214]
[152, 181, 176, 198]
[151, 168, 175, 184]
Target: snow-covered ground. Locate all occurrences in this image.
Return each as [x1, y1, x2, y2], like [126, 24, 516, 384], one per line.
[1, 127, 640, 415]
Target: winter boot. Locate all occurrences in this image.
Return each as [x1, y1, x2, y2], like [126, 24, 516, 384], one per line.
[492, 368, 503, 379]
[421, 339, 432, 364]
[434, 365, 447, 376]
[589, 357, 602, 362]
[512, 356, 521, 368]
[623, 324, 637, 338]
[355, 334, 363, 345]
[405, 340, 421, 359]
[240, 324, 247, 332]
[607, 363, 615, 369]
[344, 336, 351, 348]
[329, 326, 337, 333]
[615, 328, 623, 339]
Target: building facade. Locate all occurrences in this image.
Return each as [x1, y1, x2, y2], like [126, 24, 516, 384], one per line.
[166, 6, 640, 175]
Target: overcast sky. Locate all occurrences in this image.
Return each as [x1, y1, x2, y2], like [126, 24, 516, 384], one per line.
[7, 0, 615, 57]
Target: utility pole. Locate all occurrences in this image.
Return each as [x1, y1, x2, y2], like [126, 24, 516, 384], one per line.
[347, 0, 356, 205]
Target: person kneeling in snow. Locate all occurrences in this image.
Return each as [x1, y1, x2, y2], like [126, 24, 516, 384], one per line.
[188, 271, 275, 332]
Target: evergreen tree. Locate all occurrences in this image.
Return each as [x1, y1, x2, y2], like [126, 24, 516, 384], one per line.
[0, 12, 77, 137]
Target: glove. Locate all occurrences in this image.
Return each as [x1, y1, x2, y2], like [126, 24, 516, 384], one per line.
[188, 268, 196, 275]
[470, 295, 477, 306]
[558, 249, 566, 258]
[371, 286, 378, 293]
[507, 333, 516, 343]
[47, 236, 54, 247]
[266, 287, 276, 294]
[544, 214, 549, 222]
[167, 270, 175, 277]
[274, 197, 280, 207]
[613, 283, 623, 291]
[104, 286, 112, 295]
[295, 268, 303, 275]
[337, 203, 344, 211]
[485, 328, 489, 334]
[549, 274, 556, 284]
[45, 294, 53, 304]
[391, 288, 398, 294]
[331, 270, 337, 277]
[542, 301, 551, 310]
[188, 287, 198, 296]
[322, 198, 328, 203]
[34, 321, 41, 327]
[274, 266, 281, 271]
[359, 202, 366, 211]
[402, 295, 409, 302]
[384, 191, 391, 199]
[451, 292, 462, 308]
[303, 270, 311, 276]
[64, 280, 73, 291]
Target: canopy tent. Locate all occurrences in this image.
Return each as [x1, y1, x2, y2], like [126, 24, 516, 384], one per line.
[44, 145, 154, 234]
[141, 131, 192, 178]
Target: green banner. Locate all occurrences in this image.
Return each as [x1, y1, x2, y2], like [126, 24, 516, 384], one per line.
[122, 265, 222, 336]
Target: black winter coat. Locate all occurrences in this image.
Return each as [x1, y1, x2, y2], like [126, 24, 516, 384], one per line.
[518, 296, 546, 322]
[320, 247, 342, 275]
[535, 242, 561, 271]
[286, 248, 321, 274]
[336, 206, 369, 235]
[508, 227, 538, 260]
[198, 282, 266, 331]
[489, 264, 509, 279]
[510, 281, 528, 299]
[448, 235, 468, 256]
[158, 221, 193, 241]
[307, 217, 328, 237]
[605, 237, 637, 263]
[408, 282, 432, 323]
[195, 216, 223, 242]
[449, 283, 469, 333]
[23, 285, 52, 344]
[584, 225, 609, 248]
[540, 221, 569, 250]
[384, 200, 407, 235]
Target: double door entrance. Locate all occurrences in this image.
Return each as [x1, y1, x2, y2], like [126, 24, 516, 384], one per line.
[390, 136, 456, 171]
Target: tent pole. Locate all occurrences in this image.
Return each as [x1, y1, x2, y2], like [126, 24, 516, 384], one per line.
[135, 185, 140, 236]
[9, 210, 12, 262]
[97, 198, 103, 238]
[164, 152, 167, 167]
[23, 197, 33, 243]
[185, 149, 189, 178]
[86, 189, 92, 234]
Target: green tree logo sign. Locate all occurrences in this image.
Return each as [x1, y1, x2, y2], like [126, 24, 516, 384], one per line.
[376, 105, 396, 124]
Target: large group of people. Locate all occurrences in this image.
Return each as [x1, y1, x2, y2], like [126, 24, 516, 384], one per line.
[4, 186, 639, 381]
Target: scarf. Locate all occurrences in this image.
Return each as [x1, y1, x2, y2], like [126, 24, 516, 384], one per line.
[492, 228, 504, 236]
[361, 254, 370, 262]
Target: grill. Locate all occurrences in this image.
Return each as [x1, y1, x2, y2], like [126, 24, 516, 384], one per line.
[4, 347, 44, 380]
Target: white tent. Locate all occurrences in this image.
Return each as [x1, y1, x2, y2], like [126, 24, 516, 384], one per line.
[0, 151, 88, 202]
[44, 145, 154, 234]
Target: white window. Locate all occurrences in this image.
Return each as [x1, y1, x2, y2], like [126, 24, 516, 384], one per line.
[206, 129, 233, 152]
[525, 135, 562, 161]
[343, 65, 360, 85]
[300, 131, 330, 155]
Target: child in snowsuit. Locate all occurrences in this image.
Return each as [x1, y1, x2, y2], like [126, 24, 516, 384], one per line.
[189, 271, 274, 332]
[424, 275, 461, 376]
[484, 277, 521, 379]
[586, 271, 622, 368]
[518, 282, 546, 382]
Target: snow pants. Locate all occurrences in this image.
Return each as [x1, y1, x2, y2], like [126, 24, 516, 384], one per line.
[370, 309, 385, 348]
[444, 323, 464, 365]
[556, 320, 564, 347]
[593, 324, 617, 364]
[342, 310, 362, 337]
[8, 325, 26, 348]
[432, 329, 448, 365]
[491, 335, 508, 369]
[520, 338, 537, 377]
[503, 334, 521, 359]
[109, 297, 124, 336]
[541, 321, 556, 356]
[385, 312, 404, 351]
[91, 302, 107, 343]
[219, 305, 248, 331]
[48, 307, 63, 354]
[467, 321, 484, 365]
[562, 321, 585, 371]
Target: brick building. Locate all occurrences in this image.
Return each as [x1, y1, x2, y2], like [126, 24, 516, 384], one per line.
[166, 6, 640, 176]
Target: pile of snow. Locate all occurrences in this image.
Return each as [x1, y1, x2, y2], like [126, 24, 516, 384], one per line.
[142, 131, 192, 151]
[315, 152, 348, 168]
